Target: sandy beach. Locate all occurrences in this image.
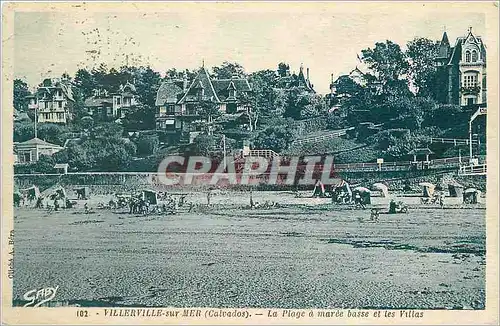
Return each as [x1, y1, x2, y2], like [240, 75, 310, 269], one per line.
[12, 191, 485, 309]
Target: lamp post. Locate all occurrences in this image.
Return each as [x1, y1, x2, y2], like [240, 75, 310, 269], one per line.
[468, 107, 487, 165]
[468, 119, 472, 160]
[34, 105, 38, 139]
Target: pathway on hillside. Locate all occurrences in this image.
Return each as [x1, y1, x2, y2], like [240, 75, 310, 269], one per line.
[292, 127, 355, 146]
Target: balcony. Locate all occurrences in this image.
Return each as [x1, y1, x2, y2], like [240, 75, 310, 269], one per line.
[460, 86, 481, 96]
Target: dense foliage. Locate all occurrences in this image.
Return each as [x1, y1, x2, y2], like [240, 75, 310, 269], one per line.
[13, 35, 486, 172]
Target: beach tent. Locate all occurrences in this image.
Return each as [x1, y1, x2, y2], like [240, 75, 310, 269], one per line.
[435, 180, 446, 192]
[372, 183, 389, 197]
[41, 185, 67, 200]
[331, 180, 353, 203]
[75, 187, 90, 200]
[448, 182, 464, 198]
[419, 182, 436, 198]
[13, 191, 23, 207]
[141, 189, 158, 205]
[463, 188, 481, 204]
[21, 185, 40, 201]
[352, 186, 372, 204]
[312, 180, 326, 197]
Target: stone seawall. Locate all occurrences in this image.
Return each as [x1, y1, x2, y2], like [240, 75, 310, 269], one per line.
[14, 169, 487, 194]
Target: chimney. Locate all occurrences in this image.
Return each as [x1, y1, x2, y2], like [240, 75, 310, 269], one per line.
[306, 68, 310, 81]
[331, 74, 334, 84]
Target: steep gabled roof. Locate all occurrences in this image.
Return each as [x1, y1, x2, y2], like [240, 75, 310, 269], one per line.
[36, 83, 74, 102]
[464, 28, 479, 44]
[60, 82, 74, 102]
[155, 81, 184, 106]
[212, 78, 252, 93]
[480, 41, 487, 62]
[178, 67, 220, 103]
[437, 32, 451, 59]
[297, 66, 314, 92]
[441, 31, 450, 46]
[447, 38, 462, 65]
[122, 81, 136, 93]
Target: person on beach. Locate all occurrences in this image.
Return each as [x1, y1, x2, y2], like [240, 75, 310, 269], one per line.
[439, 193, 444, 208]
[207, 191, 212, 206]
[389, 199, 397, 214]
[35, 196, 44, 209]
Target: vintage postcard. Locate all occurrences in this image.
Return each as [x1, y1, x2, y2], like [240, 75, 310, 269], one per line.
[1, 1, 499, 325]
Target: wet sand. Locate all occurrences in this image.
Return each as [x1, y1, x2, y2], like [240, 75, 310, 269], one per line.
[13, 192, 485, 309]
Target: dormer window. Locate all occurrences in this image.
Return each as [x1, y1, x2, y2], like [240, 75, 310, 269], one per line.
[229, 88, 236, 98]
[465, 50, 471, 63]
[472, 50, 478, 62]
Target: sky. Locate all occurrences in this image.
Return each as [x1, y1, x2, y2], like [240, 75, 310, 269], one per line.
[13, 3, 486, 94]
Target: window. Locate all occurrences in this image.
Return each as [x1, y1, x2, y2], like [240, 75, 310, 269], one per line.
[167, 105, 175, 114]
[117, 97, 121, 105]
[471, 50, 478, 62]
[22, 152, 31, 163]
[57, 113, 64, 120]
[465, 51, 471, 62]
[58, 101, 62, 108]
[226, 103, 237, 114]
[467, 98, 475, 106]
[187, 104, 196, 115]
[463, 74, 478, 87]
[44, 102, 48, 109]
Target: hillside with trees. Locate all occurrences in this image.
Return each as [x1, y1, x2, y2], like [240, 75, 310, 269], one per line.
[13, 36, 486, 173]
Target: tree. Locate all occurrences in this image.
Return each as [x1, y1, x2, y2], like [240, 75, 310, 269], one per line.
[325, 111, 346, 130]
[13, 122, 35, 142]
[387, 96, 430, 130]
[102, 68, 122, 92]
[37, 123, 70, 145]
[80, 116, 94, 130]
[406, 37, 439, 97]
[248, 69, 278, 126]
[71, 86, 89, 122]
[283, 87, 325, 120]
[91, 122, 124, 139]
[423, 103, 464, 131]
[122, 103, 154, 131]
[165, 68, 179, 79]
[13, 79, 30, 112]
[187, 134, 219, 156]
[361, 40, 409, 83]
[212, 61, 246, 79]
[301, 94, 327, 119]
[135, 66, 162, 108]
[198, 100, 221, 124]
[135, 134, 159, 156]
[74, 68, 96, 99]
[277, 62, 290, 77]
[33, 155, 56, 174]
[91, 63, 109, 89]
[252, 123, 296, 153]
[64, 136, 136, 172]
